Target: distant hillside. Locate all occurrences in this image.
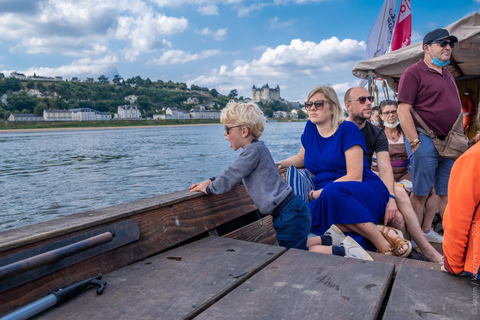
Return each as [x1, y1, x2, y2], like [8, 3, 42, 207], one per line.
[0, 76, 231, 119]
[0, 75, 294, 120]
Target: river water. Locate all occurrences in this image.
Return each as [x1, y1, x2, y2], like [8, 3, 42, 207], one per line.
[0, 122, 305, 230]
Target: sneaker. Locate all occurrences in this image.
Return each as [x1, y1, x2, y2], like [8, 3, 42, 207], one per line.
[324, 224, 346, 246]
[423, 229, 444, 243]
[339, 236, 373, 261]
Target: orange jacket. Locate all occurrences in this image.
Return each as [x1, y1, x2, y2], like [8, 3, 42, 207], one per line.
[443, 142, 480, 276]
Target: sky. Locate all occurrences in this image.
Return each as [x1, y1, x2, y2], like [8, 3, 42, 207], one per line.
[0, 0, 478, 104]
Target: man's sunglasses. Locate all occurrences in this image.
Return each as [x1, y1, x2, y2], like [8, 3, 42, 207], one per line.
[304, 100, 327, 110]
[348, 96, 374, 104]
[433, 40, 455, 48]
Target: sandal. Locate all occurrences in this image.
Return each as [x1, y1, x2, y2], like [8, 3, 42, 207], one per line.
[377, 246, 395, 255]
[378, 226, 412, 258]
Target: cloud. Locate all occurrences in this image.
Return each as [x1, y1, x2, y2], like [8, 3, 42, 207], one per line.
[189, 37, 365, 98]
[150, 49, 222, 65]
[12, 37, 109, 56]
[237, 3, 270, 17]
[197, 4, 219, 15]
[0, 0, 187, 60]
[269, 17, 296, 29]
[114, 12, 188, 58]
[10, 56, 120, 79]
[198, 27, 228, 41]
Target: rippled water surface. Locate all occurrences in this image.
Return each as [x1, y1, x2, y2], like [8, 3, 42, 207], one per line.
[0, 122, 305, 230]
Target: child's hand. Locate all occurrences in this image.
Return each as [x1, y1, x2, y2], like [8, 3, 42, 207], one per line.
[189, 180, 211, 194]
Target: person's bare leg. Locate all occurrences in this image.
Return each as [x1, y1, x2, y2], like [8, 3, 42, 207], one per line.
[386, 211, 406, 237]
[309, 245, 333, 254]
[410, 192, 429, 225]
[338, 222, 408, 255]
[394, 185, 442, 262]
[438, 195, 448, 219]
[307, 236, 322, 247]
[423, 189, 438, 231]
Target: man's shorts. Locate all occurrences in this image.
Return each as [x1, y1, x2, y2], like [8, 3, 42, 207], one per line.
[405, 133, 454, 196]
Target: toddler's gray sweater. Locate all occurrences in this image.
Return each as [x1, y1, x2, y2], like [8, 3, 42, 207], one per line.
[206, 140, 292, 215]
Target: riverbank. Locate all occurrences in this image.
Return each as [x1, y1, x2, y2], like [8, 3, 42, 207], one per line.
[0, 118, 293, 133]
[0, 123, 223, 133]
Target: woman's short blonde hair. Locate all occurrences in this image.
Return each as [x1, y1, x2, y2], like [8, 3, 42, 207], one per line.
[220, 102, 266, 139]
[306, 85, 344, 132]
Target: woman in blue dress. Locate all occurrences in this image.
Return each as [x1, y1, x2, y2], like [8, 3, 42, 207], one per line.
[278, 85, 410, 257]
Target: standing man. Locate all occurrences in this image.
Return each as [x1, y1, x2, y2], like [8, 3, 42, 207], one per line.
[397, 29, 460, 239]
[345, 86, 443, 263]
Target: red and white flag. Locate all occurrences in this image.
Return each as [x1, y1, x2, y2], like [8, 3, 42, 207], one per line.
[391, 0, 411, 51]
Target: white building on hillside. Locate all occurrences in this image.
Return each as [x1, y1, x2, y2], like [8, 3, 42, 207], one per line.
[189, 106, 220, 119]
[167, 107, 190, 119]
[274, 111, 288, 118]
[117, 105, 141, 119]
[71, 108, 112, 121]
[153, 114, 171, 120]
[8, 114, 44, 122]
[11, 72, 26, 80]
[44, 109, 73, 121]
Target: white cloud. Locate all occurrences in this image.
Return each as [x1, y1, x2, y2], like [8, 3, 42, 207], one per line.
[0, 0, 186, 60]
[197, 4, 219, 15]
[114, 12, 188, 59]
[198, 27, 228, 41]
[237, 3, 270, 17]
[16, 56, 120, 79]
[269, 17, 296, 29]
[152, 0, 244, 6]
[189, 37, 365, 99]
[150, 49, 222, 65]
[12, 37, 108, 56]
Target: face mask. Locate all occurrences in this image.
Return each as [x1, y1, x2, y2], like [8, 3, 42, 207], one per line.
[428, 47, 450, 67]
[371, 120, 379, 126]
[432, 57, 450, 67]
[384, 119, 400, 128]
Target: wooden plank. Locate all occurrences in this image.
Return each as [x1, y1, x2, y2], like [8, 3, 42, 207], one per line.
[368, 251, 442, 272]
[223, 216, 278, 246]
[383, 265, 478, 320]
[197, 249, 395, 320]
[0, 186, 256, 253]
[0, 186, 257, 316]
[33, 237, 285, 320]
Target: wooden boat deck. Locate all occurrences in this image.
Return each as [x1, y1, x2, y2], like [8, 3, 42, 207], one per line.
[33, 235, 475, 320]
[0, 186, 477, 319]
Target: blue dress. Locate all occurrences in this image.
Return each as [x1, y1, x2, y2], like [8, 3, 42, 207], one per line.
[302, 120, 389, 249]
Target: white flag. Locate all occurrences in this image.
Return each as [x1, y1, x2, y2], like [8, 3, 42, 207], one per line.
[365, 0, 397, 59]
[360, 0, 397, 87]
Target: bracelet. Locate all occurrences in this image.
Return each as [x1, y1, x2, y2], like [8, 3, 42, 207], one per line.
[389, 194, 395, 200]
[410, 138, 421, 148]
[310, 190, 315, 201]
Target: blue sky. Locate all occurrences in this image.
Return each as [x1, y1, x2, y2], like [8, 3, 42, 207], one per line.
[0, 0, 478, 103]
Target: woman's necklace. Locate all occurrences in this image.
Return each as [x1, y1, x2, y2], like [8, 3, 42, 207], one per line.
[387, 129, 398, 142]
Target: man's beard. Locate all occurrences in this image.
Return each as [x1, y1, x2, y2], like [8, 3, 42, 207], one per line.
[351, 111, 369, 126]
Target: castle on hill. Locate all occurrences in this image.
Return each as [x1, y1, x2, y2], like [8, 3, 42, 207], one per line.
[252, 84, 280, 102]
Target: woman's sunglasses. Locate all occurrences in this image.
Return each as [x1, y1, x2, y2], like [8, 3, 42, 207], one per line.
[433, 40, 455, 48]
[348, 96, 374, 104]
[304, 100, 327, 111]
